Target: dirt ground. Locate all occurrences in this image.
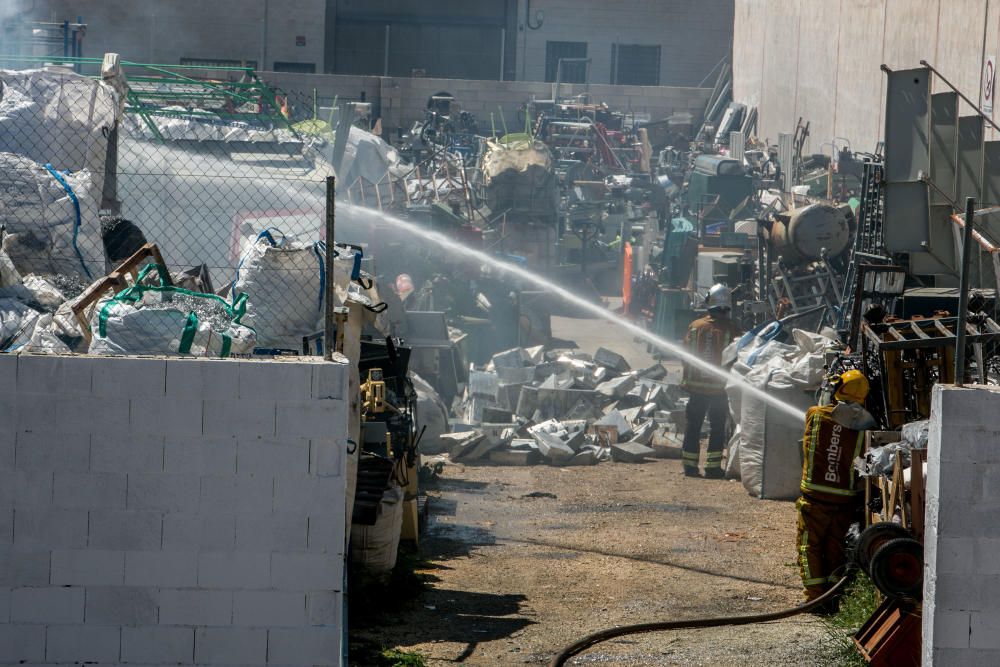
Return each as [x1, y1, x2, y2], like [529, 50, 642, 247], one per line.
[356, 460, 842, 666]
[355, 309, 843, 666]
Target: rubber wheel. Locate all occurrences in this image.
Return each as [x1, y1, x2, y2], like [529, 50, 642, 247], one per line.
[854, 522, 910, 571]
[869, 537, 923, 600]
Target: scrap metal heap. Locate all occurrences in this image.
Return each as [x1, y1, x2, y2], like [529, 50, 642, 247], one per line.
[423, 344, 683, 467]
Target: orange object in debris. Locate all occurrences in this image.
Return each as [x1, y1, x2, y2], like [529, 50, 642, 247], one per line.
[622, 242, 633, 313]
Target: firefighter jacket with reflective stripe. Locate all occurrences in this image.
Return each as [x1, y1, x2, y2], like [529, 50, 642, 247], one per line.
[681, 314, 740, 395]
[800, 404, 865, 502]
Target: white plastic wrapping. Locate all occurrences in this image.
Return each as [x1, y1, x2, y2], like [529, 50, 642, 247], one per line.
[19, 313, 71, 354]
[121, 106, 299, 144]
[0, 297, 40, 349]
[0, 68, 118, 177]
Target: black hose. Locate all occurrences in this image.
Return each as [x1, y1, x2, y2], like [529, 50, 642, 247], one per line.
[548, 572, 853, 667]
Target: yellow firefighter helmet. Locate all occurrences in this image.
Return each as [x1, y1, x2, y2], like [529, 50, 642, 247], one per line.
[835, 369, 869, 404]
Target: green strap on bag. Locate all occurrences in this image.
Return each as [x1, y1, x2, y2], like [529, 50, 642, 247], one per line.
[96, 264, 253, 356]
[178, 312, 199, 354]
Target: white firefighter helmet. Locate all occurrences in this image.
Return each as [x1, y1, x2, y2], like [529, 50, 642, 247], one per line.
[706, 283, 731, 311]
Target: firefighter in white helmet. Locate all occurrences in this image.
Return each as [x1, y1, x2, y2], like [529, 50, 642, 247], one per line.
[680, 284, 741, 478]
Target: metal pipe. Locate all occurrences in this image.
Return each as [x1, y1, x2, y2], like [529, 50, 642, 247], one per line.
[920, 60, 1000, 135]
[383, 25, 390, 76]
[955, 197, 976, 386]
[499, 28, 505, 81]
[324, 176, 336, 361]
[260, 0, 268, 70]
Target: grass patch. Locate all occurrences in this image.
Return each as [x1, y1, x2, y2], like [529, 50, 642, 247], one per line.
[380, 648, 428, 666]
[348, 638, 428, 666]
[348, 546, 436, 664]
[823, 574, 880, 666]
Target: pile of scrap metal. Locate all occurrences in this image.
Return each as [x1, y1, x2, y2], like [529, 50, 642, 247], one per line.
[423, 344, 688, 466]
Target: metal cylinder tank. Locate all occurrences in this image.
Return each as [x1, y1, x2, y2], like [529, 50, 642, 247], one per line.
[770, 203, 853, 264]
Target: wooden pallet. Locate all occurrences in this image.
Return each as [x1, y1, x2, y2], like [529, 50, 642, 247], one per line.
[854, 597, 921, 666]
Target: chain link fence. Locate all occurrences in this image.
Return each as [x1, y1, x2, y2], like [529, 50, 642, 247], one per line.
[0, 61, 382, 358]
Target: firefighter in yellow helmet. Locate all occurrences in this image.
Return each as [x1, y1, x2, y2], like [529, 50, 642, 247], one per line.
[796, 370, 876, 607]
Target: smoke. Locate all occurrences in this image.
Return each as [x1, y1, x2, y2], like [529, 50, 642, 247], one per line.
[1, 0, 43, 59]
[0, 0, 28, 20]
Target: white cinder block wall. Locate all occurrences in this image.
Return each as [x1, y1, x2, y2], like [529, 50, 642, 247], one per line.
[0, 353, 349, 666]
[925, 384, 1000, 665]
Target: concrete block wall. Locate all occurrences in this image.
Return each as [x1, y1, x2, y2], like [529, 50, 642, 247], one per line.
[0, 353, 349, 666]
[925, 384, 1000, 665]
[261, 71, 712, 137]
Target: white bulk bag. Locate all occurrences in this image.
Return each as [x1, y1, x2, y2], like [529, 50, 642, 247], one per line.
[232, 230, 325, 349]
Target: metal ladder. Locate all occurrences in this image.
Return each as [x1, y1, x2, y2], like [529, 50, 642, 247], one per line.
[838, 158, 887, 330]
[769, 255, 843, 325]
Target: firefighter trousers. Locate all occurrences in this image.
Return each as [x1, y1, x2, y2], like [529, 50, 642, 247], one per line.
[681, 392, 728, 471]
[796, 495, 860, 601]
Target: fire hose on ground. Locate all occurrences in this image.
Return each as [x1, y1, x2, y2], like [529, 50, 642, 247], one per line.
[548, 572, 853, 667]
[550, 521, 925, 666]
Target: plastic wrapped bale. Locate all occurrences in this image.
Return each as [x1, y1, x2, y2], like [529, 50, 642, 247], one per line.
[0, 153, 103, 279]
[350, 484, 405, 578]
[734, 328, 836, 499]
[0, 68, 118, 178]
[481, 138, 558, 218]
[231, 230, 326, 349]
[17, 313, 71, 354]
[0, 298, 41, 350]
[738, 379, 813, 499]
[89, 267, 255, 357]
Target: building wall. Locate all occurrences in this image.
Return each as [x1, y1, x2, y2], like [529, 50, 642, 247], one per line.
[325, 0, 518, 80]
[733, 0, 1000, 154]
[515, 0, 734, 86]
[24, 0, 327, 72]
[262, 71, 712, 135]
[22, 0, 731, 84]
[925, 384, 1000, 665]
[0, 353, 349, 666]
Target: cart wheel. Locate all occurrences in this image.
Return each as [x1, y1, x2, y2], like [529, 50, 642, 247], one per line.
[869, 537, 923, 600]
[854, 522, 910, 570]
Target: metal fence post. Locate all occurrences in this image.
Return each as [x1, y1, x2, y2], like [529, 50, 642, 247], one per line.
[324, 176, 336, 361]
[955, 196, 975, 386]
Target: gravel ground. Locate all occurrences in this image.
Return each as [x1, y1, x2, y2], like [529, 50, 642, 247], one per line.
[354, 308, 847, 666]
[355, 460, 846, 666]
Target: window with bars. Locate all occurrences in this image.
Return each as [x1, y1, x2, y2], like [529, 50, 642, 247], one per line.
[545, 41, 588, 83]
[612, 44, 661, 86]
[273, 62, 316, 74]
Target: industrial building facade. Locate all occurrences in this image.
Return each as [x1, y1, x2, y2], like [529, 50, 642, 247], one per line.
[734, 0, 1000, 154]
[11, 0, 732, 87]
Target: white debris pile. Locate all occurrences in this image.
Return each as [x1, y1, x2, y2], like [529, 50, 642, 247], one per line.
[441, 345, 688, 466]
